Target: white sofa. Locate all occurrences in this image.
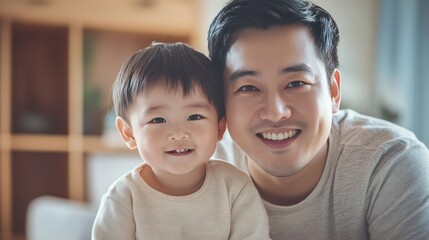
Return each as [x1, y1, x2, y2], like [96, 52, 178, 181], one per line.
[26, 153, 141, 240]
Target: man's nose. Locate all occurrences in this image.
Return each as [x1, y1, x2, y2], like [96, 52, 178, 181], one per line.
[258, 93, 292, 122]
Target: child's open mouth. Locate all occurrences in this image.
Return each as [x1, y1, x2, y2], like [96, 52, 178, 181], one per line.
[166, 148, 194, 156]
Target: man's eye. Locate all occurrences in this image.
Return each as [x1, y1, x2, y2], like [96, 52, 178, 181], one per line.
[287, 81, 307, 88]
[187, 114, 204, 121]
[238, 85, 259, 92]
[149, 117, 166, 123]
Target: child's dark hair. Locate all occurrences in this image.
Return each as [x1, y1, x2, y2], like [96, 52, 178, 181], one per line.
[208, 0, 339, 84]
[113, 42, 224, 121]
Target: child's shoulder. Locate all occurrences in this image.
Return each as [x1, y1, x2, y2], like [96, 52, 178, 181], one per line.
[207, 159, 243, 170]
[207, 159, 249, 180]
[104, 163, 145, 197]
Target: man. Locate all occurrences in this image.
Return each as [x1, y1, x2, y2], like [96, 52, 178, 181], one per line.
[208, 0, 429, 239]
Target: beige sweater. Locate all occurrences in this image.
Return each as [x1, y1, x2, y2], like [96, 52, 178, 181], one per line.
[92, 160, 270, 240]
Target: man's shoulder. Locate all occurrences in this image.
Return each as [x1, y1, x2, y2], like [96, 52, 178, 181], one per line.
[330, 110, 429, 180]
[332, 109, 420, 149]
[333, 109, 413, 134]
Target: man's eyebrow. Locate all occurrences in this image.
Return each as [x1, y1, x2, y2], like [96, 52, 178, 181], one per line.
[228, 63, 314, 82]
[228, 70, 257, 82]
[280, 63, 314, 74]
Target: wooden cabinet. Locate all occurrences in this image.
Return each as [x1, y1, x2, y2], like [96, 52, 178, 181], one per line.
[0, 0, 200, 236]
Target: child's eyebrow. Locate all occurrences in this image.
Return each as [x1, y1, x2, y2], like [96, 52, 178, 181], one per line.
[187, 102, 212, 110]
[142, 105, 165, 115]
[143, 102, 211, 114]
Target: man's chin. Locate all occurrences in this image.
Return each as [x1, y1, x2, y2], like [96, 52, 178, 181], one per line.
[248, 156, 302, 178]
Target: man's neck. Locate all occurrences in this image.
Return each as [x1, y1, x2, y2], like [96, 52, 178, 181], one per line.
[248, 143, 328, 206]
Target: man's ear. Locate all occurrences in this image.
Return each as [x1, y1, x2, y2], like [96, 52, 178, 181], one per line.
[217, 117, 227, 141]
[116, 116, 137, 149]
[330, 68, 341, 113]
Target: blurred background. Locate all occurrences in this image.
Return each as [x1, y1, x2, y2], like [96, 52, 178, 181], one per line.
[0, 0, 428, 239]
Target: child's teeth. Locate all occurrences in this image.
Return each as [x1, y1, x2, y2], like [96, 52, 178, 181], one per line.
[175, 148, 188, 153]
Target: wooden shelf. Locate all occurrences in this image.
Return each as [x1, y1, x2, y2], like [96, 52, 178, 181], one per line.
[0, 0, 196, 36]
[10, 135, 68, 152]
[12, 151, 68, 234]
[11, 22, 69, 135]
[6, 134, 131, 154]
[0, 232, 25, 240]
[83, 136, 130, 154]
[0, 0, 199, 236]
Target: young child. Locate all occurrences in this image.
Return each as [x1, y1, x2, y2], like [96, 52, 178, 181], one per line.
[92, 42, 270, 240]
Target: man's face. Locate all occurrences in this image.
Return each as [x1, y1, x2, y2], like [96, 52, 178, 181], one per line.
[224, 25, 340, 177]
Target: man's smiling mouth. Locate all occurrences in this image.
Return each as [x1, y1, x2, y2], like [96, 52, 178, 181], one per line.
[258, 129, 300, 141]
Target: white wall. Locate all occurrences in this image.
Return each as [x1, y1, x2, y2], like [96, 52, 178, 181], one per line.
[313, 0, 378, 116]
[200, 0, 378, 116]
[198, 0, 229, 54]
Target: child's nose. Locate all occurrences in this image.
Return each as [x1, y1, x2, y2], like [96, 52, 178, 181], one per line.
[168, 129, 190, 141]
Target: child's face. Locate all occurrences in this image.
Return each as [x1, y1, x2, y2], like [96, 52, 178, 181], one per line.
[118, 84, 225, 177]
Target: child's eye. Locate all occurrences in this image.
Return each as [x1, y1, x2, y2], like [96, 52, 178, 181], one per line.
[187, 114, 204, 121]
[149, 117, 166, 124]
[238, 85, 259, 92]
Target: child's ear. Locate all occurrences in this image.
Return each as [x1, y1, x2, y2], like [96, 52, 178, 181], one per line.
[116, 116, 137, 149]
[217, 117, 227, 141]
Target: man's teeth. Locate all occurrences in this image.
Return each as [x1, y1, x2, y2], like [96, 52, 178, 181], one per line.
[175, 148, 190, 153]
[262, 130, 297, 141]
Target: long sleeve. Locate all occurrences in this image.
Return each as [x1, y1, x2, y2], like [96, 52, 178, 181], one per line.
[92, 195, 136, 240]
[366, 140, 429, 239]
[229, 180, 271, 240]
